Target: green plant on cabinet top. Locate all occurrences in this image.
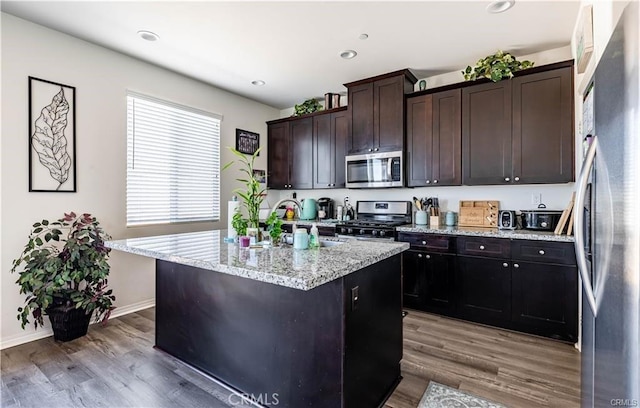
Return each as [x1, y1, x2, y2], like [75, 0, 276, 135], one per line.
[293, 98, 323, 116]
[11, 212, 115, 329]
[463, 50, 534, 82]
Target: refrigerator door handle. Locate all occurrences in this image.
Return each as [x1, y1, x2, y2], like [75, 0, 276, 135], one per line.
[574, 136, 599, 316]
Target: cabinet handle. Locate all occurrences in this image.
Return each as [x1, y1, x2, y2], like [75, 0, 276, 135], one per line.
[433, 179, 438, 184]
[422, 241, 427, 245]
[539, 250, 545, 255]
[514, 176, 520, 182]
[425, 254, 431, 259]
[514, 263, 520, 268]
[504, 177, 510, 182]
[503, 262, 509, 267]
[425, 180, 431, 184]
[418, 254, 423, 258]
[374, 148, 379, 152]
[368, 148, 373, 152]
[479, 245, 485, 250]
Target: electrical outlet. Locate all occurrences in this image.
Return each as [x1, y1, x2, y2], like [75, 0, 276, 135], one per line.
[531, 193, 542, 206]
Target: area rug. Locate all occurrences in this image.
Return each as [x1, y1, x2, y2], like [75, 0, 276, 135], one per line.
[418, 382, 507, 408]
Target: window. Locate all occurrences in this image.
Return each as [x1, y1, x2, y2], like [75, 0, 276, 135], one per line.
[126, 92, 221, 226]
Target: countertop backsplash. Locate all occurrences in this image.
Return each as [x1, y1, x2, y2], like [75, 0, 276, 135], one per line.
[280, 183, 575, 215]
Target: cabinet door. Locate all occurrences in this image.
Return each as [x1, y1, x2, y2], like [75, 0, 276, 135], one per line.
[511, 261, 578, 342]
[331, 110, 349, 188]
[402, 250, 426, 309]
[424, 253, 456, 316]
[406, 95, 433, 187]
[432, 89, 462, 186]
[456, 256, 511, 325]
[289, 117, 313, 189]
[462, 81, 512, 185]
[348, 82, 374, 154]
[267, 122, 290, 189]
[512, 67, 574, 183]
[313, 114, 332, 189]
[374, 76, 405, 152]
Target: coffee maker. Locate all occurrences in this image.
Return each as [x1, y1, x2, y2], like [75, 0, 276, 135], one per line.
[317, 197, 334, 220]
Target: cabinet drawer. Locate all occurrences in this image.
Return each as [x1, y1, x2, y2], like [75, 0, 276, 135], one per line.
[397, 233, 455, 253]
[511, 240, 576, 265]
[457, 236, 510, 258]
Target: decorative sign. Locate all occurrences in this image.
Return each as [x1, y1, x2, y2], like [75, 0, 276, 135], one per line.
[235, 128, 260, 155]
[576, 5, 594, 74]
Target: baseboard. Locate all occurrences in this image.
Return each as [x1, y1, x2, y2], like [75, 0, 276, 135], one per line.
[0, 298, 155, 350]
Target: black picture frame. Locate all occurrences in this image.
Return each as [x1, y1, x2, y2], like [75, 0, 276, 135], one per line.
[235, 128, 260, 156]
[29, 76, 77, 192]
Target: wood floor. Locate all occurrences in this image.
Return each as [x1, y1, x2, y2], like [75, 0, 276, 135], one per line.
[1, 307, 580, 408]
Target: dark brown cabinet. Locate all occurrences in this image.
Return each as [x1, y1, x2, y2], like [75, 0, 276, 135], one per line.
[511, 240, 578, 342]
[462, 63, 574, 185]
[314, 109, 349, 189]
[407, 89, 462, 187]
[512, 67, 574, 183]
[398, 232, 578, 342]
[399, 234, 456, 316]
[267, 117, 313, 189]
[345, 70, 416, 154]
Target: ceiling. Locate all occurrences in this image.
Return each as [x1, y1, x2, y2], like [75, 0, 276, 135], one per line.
[1, 1, 580, 109]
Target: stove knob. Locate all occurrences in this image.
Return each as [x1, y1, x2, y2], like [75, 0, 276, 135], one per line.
[371, 230, 378, 236]
[359, 229, 366, 235]
[379, 230, 386, 237]
[348, 228, 354, 234]
[340, 227, 347, 234]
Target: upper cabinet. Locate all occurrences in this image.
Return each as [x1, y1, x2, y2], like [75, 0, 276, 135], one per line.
[267, 117, 313, 190]
[462, 63, 574, 185]
[345, 70, 417, 154]
[407, 89, 461, 187]
[267, 107, 348, 190]
[314, 109, 349, 189]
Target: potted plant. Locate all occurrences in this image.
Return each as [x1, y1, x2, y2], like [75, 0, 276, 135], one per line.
[11, 212, 116, 342]
[265, 211, 283, 246]
[223, 147, 265, 236]
[293, 98, 323, 116]
[462, 50, 534, 82]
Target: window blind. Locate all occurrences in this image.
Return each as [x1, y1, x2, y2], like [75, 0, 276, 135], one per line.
[126, 92, 222, 226]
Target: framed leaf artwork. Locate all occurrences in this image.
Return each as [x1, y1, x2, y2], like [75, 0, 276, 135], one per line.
[29, 77, 76, 192]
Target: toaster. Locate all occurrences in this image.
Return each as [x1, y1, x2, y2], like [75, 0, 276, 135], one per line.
[498, 210, 517, 230]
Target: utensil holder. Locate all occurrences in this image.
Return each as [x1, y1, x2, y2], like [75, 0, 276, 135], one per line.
[415, 210, 428, 225]
[430, 216, 442, 227]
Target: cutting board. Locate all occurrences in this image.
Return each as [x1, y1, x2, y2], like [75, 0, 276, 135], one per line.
[458, 200, 499, 228]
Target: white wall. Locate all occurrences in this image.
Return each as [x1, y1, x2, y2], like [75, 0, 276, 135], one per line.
[280, 45, 576, 212]
[0, 13, 280, 348]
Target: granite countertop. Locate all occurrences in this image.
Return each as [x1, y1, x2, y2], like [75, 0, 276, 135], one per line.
[106, 230, 408, 291]
[396, 225, 575, 242]
[280, 219, 341, 227]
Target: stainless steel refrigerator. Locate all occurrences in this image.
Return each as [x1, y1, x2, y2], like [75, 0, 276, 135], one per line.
[574, 2, 640, 407]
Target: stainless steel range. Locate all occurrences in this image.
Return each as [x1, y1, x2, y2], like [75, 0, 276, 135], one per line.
[336, 201, 412, 241]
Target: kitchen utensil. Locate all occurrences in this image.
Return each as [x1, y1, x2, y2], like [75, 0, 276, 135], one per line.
[300, 198, 317, 220]
[413, 197, 422, 210]
[520, 204, 563, 231]
[458, 200, 500, 227]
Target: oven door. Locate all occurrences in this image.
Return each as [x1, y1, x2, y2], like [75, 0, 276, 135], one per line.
[345, 151, 403, 188]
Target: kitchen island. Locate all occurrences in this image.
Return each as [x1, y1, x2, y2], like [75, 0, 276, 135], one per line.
[107, 230, 409, 408]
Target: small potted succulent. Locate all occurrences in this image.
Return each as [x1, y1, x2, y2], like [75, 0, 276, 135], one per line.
[462, 50, 534, 82]
[11, 212, 116, 342]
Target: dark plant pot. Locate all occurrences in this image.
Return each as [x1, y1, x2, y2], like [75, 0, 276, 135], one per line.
[47, 304, 92, 342]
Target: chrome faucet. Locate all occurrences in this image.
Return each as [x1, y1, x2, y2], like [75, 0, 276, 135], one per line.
[270, 198, 302, 219]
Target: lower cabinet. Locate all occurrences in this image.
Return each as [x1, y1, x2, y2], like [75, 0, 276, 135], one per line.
[399, 234, 578, 342]
[456, 256, 511, 326]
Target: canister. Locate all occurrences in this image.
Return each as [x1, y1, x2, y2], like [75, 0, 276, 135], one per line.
[293, 228, 309, 250]
[445, 211, 457, 226]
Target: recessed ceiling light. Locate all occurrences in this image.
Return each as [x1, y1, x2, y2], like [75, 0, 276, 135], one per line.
[251, 80, 266, 86]
[137, 30, 159, 41]
[486, 0, 515, 13]
[340, 50, 358, 59]
[359, 33, 369, 40]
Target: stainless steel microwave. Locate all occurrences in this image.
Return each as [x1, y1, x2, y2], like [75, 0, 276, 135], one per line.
[345, 151, 403, 188]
